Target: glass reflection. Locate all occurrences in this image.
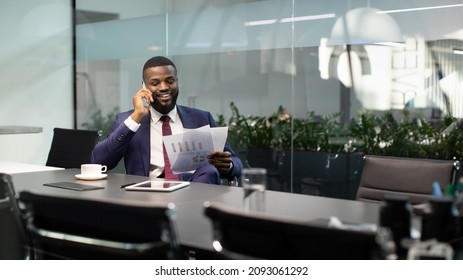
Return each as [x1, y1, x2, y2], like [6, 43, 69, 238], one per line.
[75, 0, 463, 196]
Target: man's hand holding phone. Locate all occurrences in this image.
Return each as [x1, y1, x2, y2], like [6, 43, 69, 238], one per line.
[141, 81, 150, 108]
[131, 81, 153, 123]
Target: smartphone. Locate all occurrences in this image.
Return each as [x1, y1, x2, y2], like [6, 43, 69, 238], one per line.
[141, 81, 149, 107]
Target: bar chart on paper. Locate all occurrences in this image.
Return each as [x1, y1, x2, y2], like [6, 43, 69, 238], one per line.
[163, 125, 228, 172]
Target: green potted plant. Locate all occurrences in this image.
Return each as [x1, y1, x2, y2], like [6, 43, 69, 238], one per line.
[218, 103, 362, 196]
[81, 107, 120, 139]
[218, 103, 463, 199]
[348, 109, 463, 161]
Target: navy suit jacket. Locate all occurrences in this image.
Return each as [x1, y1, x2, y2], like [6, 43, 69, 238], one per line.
[91, 105, 243, 179]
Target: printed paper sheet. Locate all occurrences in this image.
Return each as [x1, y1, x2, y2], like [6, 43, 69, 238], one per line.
[163, 125, 228, 173]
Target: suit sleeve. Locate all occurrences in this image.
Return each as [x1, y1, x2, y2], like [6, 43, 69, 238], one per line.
[91, 113, 136, 170]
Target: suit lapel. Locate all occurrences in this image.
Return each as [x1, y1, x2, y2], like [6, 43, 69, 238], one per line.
[177, 106, 197, 128]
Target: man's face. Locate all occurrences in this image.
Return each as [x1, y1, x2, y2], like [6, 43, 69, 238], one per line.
[143, 65, 179, 114]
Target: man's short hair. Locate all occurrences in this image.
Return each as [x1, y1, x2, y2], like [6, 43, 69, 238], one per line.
[143, 56, 177, 77]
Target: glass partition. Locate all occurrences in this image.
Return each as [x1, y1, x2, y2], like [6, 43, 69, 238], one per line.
[75, 0, 463, 197]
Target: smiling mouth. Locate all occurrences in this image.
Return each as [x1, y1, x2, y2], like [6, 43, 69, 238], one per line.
[155, 92, 171, 98]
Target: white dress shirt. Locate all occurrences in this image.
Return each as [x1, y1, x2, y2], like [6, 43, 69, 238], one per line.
[124, 106, 183, 178]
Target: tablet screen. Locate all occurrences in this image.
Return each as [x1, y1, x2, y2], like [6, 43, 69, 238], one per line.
[124, 180, 190, 192]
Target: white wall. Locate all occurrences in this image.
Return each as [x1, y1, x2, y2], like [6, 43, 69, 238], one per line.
[0, 0, 73, 164]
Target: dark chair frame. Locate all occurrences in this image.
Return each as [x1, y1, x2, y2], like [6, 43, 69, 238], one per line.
[45, 127, 102, 168]
[356, 155, 460, 204]
[204, 201, 396, 260]
[19, 190, 182, 259]
[0, 173, 34, 259]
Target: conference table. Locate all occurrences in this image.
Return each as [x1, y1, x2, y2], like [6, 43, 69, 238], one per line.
[10, 169, 381, 253]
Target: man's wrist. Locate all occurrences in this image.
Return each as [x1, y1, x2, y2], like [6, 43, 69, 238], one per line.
[226, 161, 234, 177]
[124, 116, 141, 132]
[130, 111, 145, 124]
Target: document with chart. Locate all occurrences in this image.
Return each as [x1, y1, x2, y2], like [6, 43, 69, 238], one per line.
[163, 125, 228, 173]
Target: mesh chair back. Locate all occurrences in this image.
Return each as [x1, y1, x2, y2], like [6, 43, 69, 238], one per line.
[204, 201, 394, 260]
[46, 127, 102, 168]
[356, 155, 460, 204]
[19, 190, 181, 259]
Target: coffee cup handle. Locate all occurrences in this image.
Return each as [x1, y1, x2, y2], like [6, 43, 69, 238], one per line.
[101, 165, 107, 173]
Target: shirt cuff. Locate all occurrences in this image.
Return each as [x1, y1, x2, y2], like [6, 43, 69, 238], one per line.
[124, 116, 141, 132]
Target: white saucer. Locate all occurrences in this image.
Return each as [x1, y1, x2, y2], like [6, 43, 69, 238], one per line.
[75, 173, 108, 181]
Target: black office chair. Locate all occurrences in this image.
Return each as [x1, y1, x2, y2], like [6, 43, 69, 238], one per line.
[203, 201, 396, 260]
[0, 174, 34, 259]
[19, 190, 182, 259]
[356, 155, 460, 204]
[45, 127, 102, 168]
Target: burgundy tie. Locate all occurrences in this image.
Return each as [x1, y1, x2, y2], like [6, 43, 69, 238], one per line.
[160, 115, 179, 180]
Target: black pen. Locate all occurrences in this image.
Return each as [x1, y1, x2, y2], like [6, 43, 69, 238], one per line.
[120, 182, 137, 189]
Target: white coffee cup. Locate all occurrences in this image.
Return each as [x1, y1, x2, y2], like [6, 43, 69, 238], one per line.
[81, 164, 107, 176]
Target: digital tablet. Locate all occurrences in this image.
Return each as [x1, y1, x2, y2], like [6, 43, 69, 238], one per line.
[124, 180, 190, 192]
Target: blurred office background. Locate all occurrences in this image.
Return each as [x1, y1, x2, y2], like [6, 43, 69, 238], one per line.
[1, 0, 463, 194]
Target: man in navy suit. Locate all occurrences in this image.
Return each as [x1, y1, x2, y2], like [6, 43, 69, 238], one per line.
[91, 56, 242, 185]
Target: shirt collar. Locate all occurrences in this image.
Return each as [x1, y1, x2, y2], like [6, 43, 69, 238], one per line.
[150, 106, 178, 123]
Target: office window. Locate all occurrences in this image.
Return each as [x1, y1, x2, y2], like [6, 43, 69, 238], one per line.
[75, 0, 463, 195]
